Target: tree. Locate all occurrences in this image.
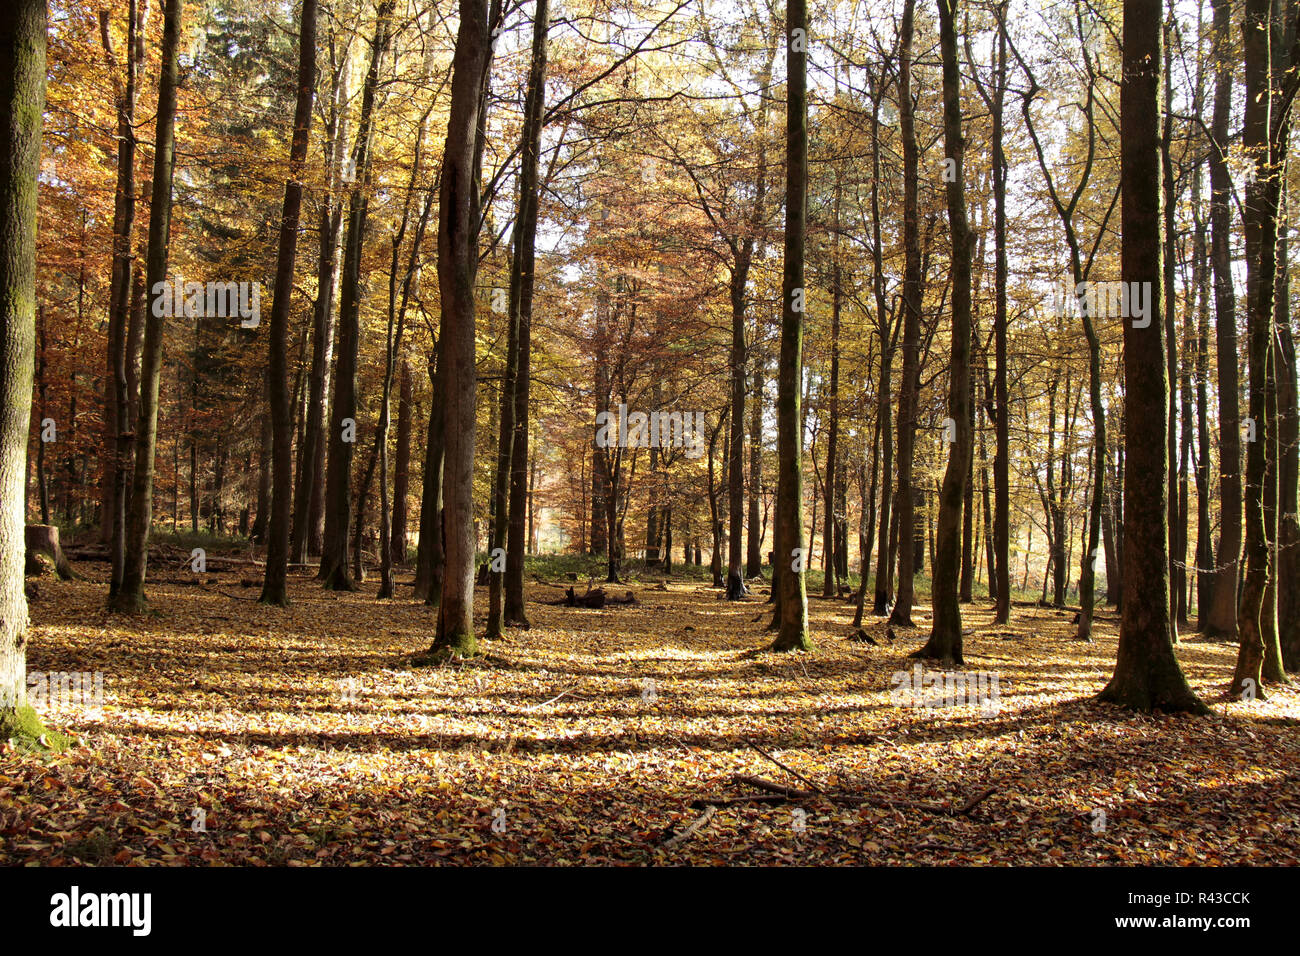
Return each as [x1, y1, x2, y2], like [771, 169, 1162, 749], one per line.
[429, 0, 500, 657]
[771, 0, 810, 651]
[1202, 0, 1241, 639]
[889, 0, 922, 629]
[505, 0, 551, 629]
[112, 0, 184, 614]
[1232, 0, 1292, 695]
[0, 0, 54, 744]
[912, 0, 972, 665]
[319, 0, 394, 591]
[261, 0, 319, 606]
[1097, 0, 1205, 714]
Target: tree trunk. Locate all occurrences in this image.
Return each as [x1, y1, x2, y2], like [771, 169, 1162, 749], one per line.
[260, 0, 318, 606]
[320, 3, 393, 591]
[392, 358, 412, 564]
[1203, 0, 1243, 638]
[771, 0, 810, 650]
[746, 351, 763, 578]
[1232, 0, 1290, 696]
[291, 68, 347, 565]
[1098, 0, 1205, 713]
[890, 0, 922, 629]
[913, 0, 972, 665]
[0, 0, 48, 742]
[430, 0, 499, 657]
[505, 0, 549, 628]
[112, 0, 183, 614]
[413, 348, 445, 603]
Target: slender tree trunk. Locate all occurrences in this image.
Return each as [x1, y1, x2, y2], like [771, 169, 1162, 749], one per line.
[100, 3, 141, 595]
[746, 350, 763, 577]
[1204, 0, 1243, 638]
[821, 254, 841, 598]
[505, 0, 549, 627]
[413, 348, 445, 603]
[292, 71, 347, 565]
[392, 358, 412, 564]
[261, 0, 318, 606]
[727, 252, 750, 600]
[320, 3, 393, 591]
[890, 0, 922, 629]
[112, 0, 183, 614]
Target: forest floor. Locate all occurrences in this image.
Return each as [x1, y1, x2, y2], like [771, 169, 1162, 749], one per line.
[4, 556, 1299, 866]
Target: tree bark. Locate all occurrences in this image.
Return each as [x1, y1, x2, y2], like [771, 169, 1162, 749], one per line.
[260, 0, 318, 606]
[430, 0, 499, 657]
[890, 0, 922, 629]
[913, 0, 972, 665]
[112, 0, 183, 614]
[0, 0, 50, 740]
[505, 0, 549, 628]
[771, 0, 810, 650]
[1098, 0, 1205, 713]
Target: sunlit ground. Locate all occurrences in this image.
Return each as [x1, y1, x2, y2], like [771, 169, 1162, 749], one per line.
[3, 563, 1297, 865]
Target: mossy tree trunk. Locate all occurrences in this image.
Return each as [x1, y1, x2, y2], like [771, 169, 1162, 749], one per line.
[0, 0, 51, 742]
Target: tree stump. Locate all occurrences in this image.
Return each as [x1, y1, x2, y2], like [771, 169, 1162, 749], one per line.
[25, 524, 74, 580]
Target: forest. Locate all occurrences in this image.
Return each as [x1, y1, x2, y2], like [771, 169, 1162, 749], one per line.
[0, 0, 1297, 877]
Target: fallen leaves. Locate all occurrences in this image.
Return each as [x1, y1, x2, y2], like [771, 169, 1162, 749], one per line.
[2, 565, 1298, 865]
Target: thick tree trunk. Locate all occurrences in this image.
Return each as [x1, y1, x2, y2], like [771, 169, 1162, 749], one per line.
[430, 0, 498, 657]
[771, 0, 810, 650]
[1098, 0, 1205, 713]
[0, 0, 48, 742]
[1232, 0, 1290, 696]
[913, 0, 972, 666]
